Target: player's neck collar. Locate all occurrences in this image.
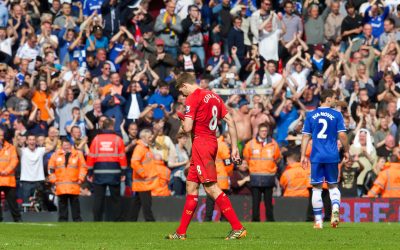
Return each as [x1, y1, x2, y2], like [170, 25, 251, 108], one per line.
[318, 106, 330, 109]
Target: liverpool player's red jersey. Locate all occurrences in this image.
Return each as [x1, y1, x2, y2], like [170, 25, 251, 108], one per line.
[184, 88, 228, 140]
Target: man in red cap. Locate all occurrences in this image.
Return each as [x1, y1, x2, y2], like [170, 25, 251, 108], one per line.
[148, 38, 176, 80]
[311, 44, 328, 73]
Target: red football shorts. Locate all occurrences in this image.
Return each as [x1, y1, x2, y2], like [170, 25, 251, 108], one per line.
[187, 139, 218, 183]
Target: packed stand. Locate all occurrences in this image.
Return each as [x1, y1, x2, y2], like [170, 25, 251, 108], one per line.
[0, 0, 399, 222]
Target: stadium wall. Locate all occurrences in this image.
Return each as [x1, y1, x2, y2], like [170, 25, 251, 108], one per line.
[3, 197, 400, 222]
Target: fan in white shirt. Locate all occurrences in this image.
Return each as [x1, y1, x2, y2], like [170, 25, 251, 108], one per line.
[14, 34, 40, 73]
[286, 50, 312, 93]
[0, 26, 17, 56]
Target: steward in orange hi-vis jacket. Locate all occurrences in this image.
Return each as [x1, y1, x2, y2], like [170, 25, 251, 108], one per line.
[151, 158, 171, 197]
[130, 129, 157, 221]
[368, 150, 400, 198]
[280, 151, 309, 197]
[48, 139, 87, 222]
[216, 135, 234, 189]
[0, 127, 21, 222]
[86, 118, 127, 221]
[243, 123, 281, 222]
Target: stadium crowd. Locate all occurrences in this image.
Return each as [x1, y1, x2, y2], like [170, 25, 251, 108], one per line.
[1, 0, 400, 222]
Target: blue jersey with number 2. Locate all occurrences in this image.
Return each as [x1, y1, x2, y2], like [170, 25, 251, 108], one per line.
[302, 107, 346, 163]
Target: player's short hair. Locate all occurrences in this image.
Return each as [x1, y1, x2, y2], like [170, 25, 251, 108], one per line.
[176, 72, 196, 90]
[320, 89, 335, 103]
[139, 128, 153, 139]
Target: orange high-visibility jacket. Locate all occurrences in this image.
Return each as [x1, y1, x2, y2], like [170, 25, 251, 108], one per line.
[131, 140, 158, 192]
[243, 138, 281, 176]
[216, 136, 233, 190]
[305, 140, 328, 189]
[48, 148, 87, 195]
[151, 159, 171, 196]
[305, 140, 312, 158]
[368, 163, 400, 198]
[280, 162, 310, 197]
[0, 142, 19, 188]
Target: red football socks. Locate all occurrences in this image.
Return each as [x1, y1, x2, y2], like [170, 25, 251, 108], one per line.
[176, 194, 198, 235]
[215, 192, 243, 230]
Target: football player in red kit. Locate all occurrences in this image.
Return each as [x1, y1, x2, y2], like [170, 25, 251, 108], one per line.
[166, 73, 246, 240]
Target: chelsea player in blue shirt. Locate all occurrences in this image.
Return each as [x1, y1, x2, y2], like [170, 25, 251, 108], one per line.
[301, 89, 349, 229]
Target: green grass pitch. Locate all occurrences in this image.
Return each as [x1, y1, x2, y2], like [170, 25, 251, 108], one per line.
[0, 222, 399, 249]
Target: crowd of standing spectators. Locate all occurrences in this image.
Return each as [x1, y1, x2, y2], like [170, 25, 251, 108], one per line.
[1, 0, 400, 222]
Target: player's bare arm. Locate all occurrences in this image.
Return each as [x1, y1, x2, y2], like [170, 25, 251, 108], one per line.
[300, 133, 311, 169]
[338, 131, 349, 161]
[181, 117, 194, 133]
[223, 113, 241, 164]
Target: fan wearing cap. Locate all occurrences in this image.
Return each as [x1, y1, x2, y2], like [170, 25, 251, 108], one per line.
[148, 38, 176, 80]
[310, 44, 329, 73]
